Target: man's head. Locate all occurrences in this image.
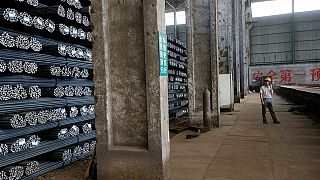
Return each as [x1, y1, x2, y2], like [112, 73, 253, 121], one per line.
[264, 77, 271, 85]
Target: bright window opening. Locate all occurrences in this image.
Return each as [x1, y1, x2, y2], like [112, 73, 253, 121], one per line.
[165, 12, 174, 26]
[252, 0, 292, 17]
[252, 0, 320, 18]
[176, 11, 186, 25]
[295, 0, 320, 13]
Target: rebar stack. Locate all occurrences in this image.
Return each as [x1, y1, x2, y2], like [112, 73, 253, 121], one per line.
[0, 0, 95, 178]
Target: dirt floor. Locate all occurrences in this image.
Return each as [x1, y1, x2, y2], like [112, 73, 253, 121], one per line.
[36, 158, 90, 180]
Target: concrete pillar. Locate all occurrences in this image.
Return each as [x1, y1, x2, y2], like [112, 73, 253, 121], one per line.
[186, 0, 220, 127]
[239, 0, 246, 98]
[91, 0, 170, 179]
[217, 0, 234, 111]
[233, 0, 241, 103]
[244, 1, 253, 94]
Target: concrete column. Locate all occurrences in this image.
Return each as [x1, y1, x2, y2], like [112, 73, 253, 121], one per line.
[244, 1, 253, 95]
[91, 0, 170, 179]
[239, 0, 246, 98]
[186, 0, 220, 127]
[217, 0, 234, 111]
[233, 0, 241, 103]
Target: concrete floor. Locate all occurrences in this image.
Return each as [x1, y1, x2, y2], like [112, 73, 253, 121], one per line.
[170, 93, 320, 180]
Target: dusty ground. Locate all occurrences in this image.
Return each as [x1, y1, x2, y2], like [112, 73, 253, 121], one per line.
[36, 158, 90, 180]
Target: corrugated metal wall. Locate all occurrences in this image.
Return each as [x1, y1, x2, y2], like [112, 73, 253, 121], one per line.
[250, 10, 320, 65]
[166, 25, 187, 45]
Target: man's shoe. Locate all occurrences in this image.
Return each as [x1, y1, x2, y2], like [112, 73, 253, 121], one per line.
[273, 121, 281, 124]
[263, 121, 268, 124]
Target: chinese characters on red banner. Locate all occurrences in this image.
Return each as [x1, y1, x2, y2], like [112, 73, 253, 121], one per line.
[311, 68, 320, 81]
[280, 69, 292, 83]
[251, 68, 320, 83]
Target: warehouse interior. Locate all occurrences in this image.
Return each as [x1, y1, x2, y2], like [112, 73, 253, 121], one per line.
[0, 0, 319, 179]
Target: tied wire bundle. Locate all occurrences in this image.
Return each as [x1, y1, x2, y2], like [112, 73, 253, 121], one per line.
[2, 9, 56, 34]
[0, 31, 42, 52]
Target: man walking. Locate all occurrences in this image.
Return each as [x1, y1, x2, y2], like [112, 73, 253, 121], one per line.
[260, 77, 280, 124]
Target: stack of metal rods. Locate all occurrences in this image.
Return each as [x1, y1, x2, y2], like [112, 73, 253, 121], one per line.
[66, 96, 94, 107]
[0, 160, 41, 180]
[0, 135, 78, 167]
[42, 44, 92, 61]
[0, 75, 56, 87]
[20, 161, 40, 176]
[0, 130, 95, 168]
[0, 30, 43, 52]
[0, 112, 93, 143]
[0, 10, 92, 48]
[0, 60, 38, 75]
[0, 98, 67, 115]
[2, 165, 25, 180]
[28, 5, 92, 30]
[0, 49, 67, 67]
[2, 135, 41, 154]
[21, 161, 63, 180]
[46, 124, 80, 140]
[37, 0, 84, 10]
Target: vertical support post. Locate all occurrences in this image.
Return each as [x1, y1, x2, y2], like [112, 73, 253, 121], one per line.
[174, 9, 177, 39]
[91, 0, 170, 179]
[186, 0, 219, 126]
[291, 0, 296, 64]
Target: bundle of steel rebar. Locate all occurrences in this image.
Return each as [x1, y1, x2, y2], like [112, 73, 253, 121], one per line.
[20, 161, 40, 176]
[68, 125, 80, 137]
[6, 166, 24, 180]
[14, 0, 39, 7]
[57, 23, 91, 42]
[0, 84, 42, 101]
[63, 149, 73, 164]
[0, 107, 67, 129]
[81, 122, 92, 134]
[0, 143, 9, 156]
[53, 86, 92, 98]
[69, 106, 79, 118]
[28, 5, 85, 28]
[0, 170, 8, 180]
[57, 128, 69, 140]
[0, 97, 68, 116]
[0, 31, 43, 52]
[42, 43, 92, 61]
[4, 135, 41, 153]
[1, 9, 56, 34]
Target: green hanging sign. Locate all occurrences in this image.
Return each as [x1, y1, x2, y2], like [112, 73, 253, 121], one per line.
[158, 32, 168, 76]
